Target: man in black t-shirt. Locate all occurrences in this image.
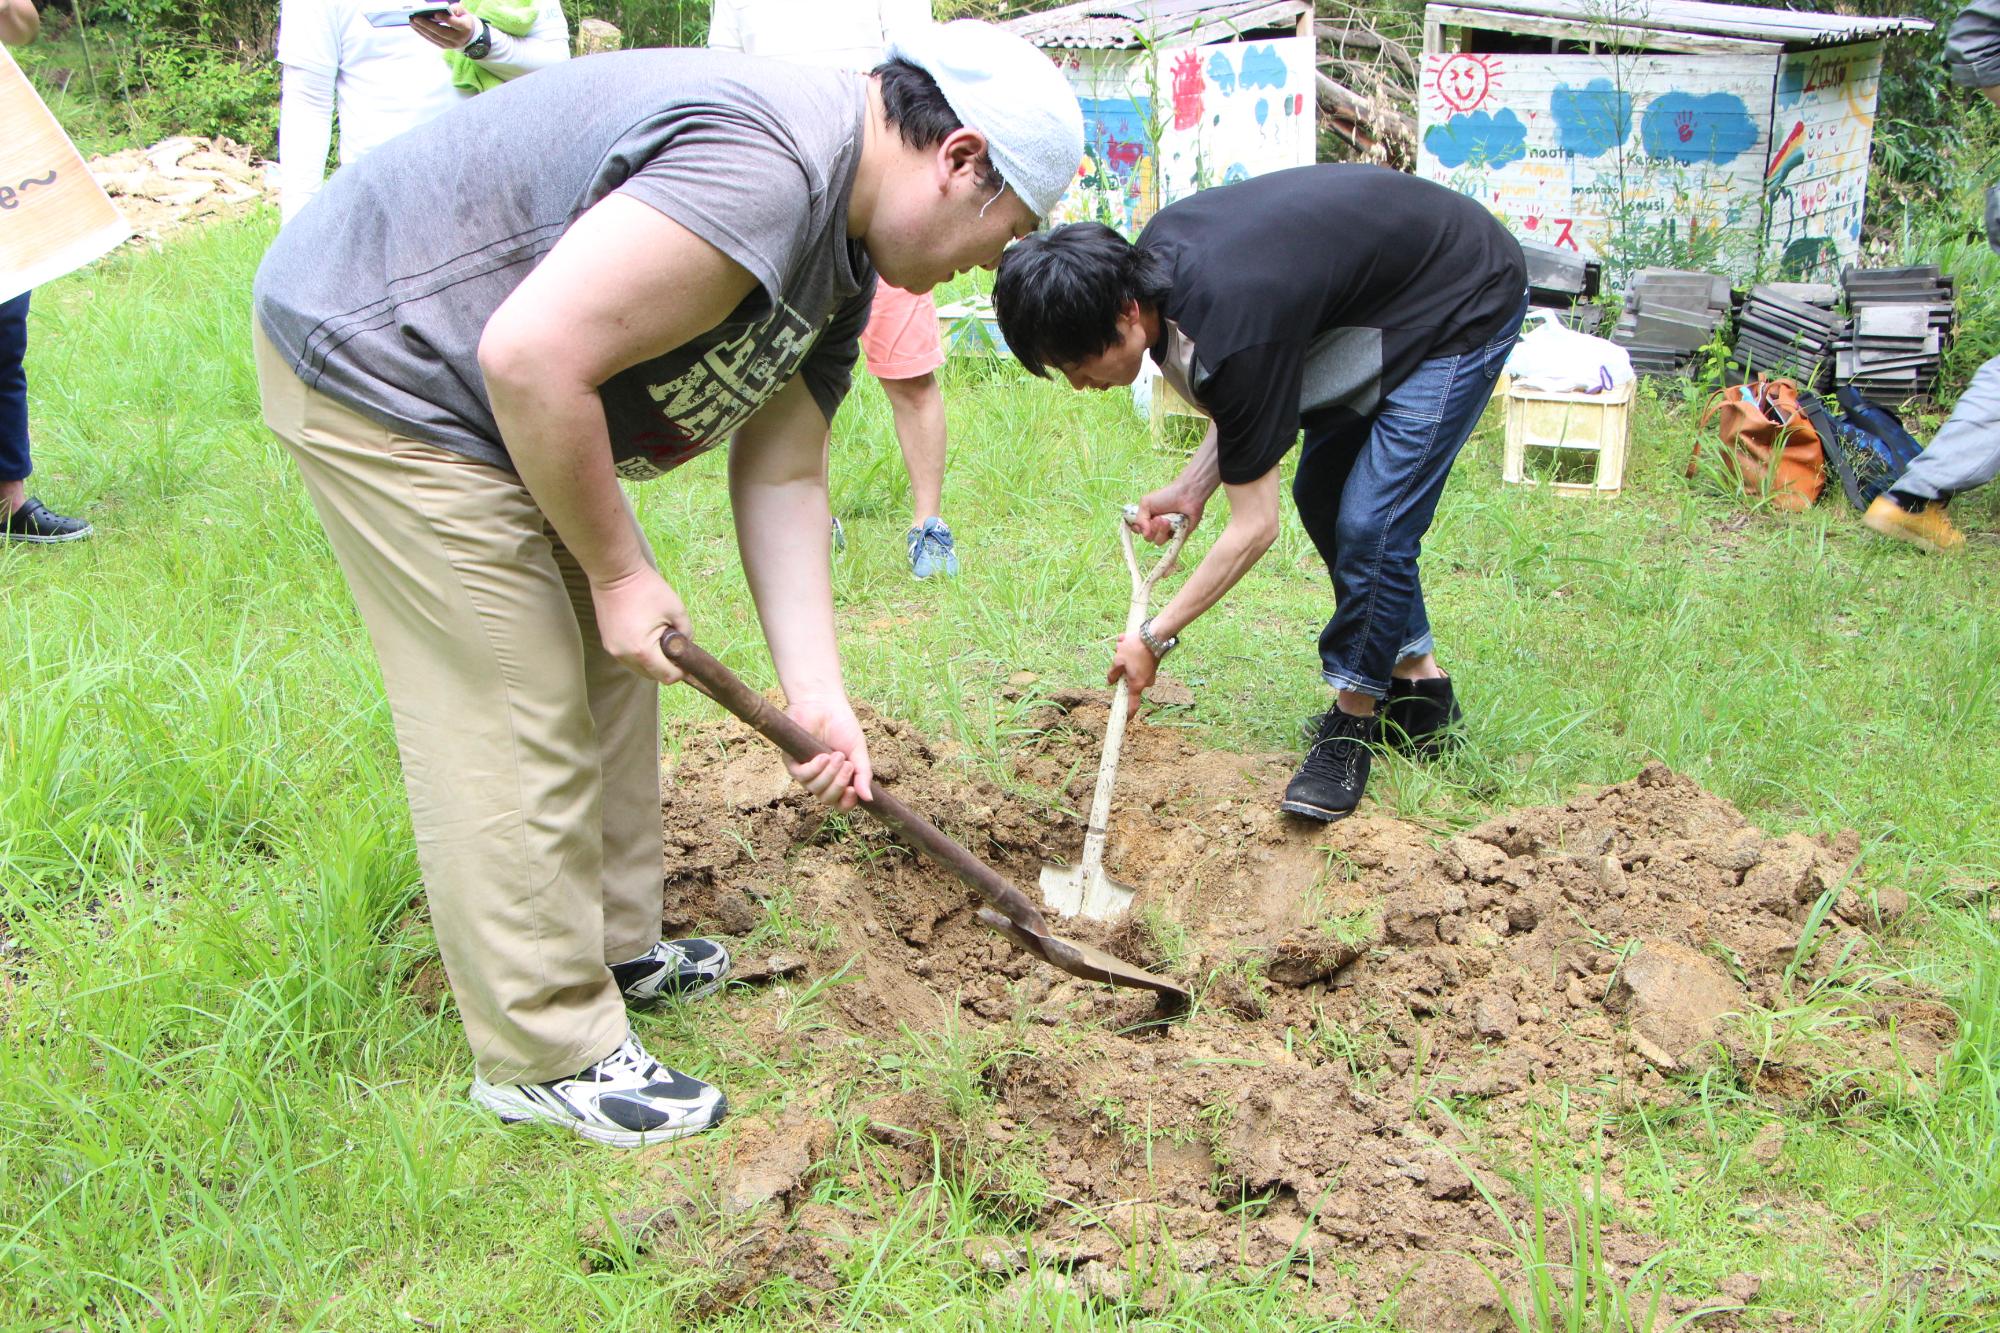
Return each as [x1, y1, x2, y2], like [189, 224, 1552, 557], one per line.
[996, 165, 1526, 821]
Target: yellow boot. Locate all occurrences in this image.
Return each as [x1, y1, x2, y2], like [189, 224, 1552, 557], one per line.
[1864, 494, 1965, 553]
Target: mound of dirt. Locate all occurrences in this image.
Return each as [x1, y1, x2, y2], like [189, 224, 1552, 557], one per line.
[635, 691, 1948, 1320]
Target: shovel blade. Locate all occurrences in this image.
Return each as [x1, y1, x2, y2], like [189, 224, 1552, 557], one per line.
[1039, 862, 1137, 923]
[977, 908, 1189, 1006]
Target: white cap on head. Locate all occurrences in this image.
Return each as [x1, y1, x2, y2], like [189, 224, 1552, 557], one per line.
[885, 19, 1084, 220]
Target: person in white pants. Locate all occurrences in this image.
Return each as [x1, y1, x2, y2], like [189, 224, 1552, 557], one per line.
[709, 0, 967, 579]
[277, 0, 570, 224]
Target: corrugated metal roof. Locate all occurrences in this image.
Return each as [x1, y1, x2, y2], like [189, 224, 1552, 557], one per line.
[1427, 0, 1931, 47]
[1005, 0, 1312, 50]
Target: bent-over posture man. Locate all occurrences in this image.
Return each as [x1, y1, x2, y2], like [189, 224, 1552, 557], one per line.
[253, 23, 1080, 1146]
[1862, 0, 2000, 553]
[995, 165, 1525, 822]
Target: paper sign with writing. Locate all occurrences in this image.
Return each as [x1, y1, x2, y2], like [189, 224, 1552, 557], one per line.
[0, 42, 129, 304]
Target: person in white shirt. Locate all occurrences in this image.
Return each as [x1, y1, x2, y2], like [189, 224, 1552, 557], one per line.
[710, 0, 967, 579]
[277, 0, 570, 223]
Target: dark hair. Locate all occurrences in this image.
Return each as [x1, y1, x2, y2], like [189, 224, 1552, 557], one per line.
[993, 223, 1173, 378]
[871, 58, 1004, 193]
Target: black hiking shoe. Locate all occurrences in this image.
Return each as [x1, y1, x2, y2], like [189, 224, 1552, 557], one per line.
[1380, 676, 1463, 758]
[2, 497, 92, 544]
[1281, 708, 1373, 822]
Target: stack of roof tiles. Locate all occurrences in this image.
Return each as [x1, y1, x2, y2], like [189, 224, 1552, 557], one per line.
[1612, 269, 1731, 376]
[1521, 238, 1605, 334]
[1835, 266, 1954, 400]
[1731, 282, 1840, 388]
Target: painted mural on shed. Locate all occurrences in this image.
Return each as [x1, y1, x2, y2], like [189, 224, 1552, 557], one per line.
[1008, 0, 1318, 236]
[1414, 0, 1928, 280]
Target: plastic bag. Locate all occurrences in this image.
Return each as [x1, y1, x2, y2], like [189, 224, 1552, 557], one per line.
[1503, 310, 1635, 394]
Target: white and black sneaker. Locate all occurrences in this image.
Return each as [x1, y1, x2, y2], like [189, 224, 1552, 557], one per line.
[469, 1035, 727, 1148]
[611, 937, 732, 1006]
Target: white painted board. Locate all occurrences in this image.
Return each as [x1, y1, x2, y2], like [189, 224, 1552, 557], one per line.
[1763, 43, 1881, 277]
[1416, 51, 1777, 276]
[1156, 36, 1317, 205]
[1045, 36, 1317, 237]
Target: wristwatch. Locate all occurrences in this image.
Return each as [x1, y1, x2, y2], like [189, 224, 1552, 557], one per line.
[1138, 617, 1178, 661]
[463, 18, 493, 59]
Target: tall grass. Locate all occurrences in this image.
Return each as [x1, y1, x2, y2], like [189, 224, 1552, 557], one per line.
[1, 217, 1995, 1327]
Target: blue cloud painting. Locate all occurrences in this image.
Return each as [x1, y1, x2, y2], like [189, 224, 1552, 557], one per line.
[1238, 43, 1288, 90]
[1550, 79, 1633, 158]
[1639, 92, 1758, 165]
[1424, 109, 1528, 169]
[1208, 50, 1236, 95]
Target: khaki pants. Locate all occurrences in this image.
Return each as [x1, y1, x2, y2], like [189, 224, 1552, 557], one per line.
[254, 326, 661, 1083]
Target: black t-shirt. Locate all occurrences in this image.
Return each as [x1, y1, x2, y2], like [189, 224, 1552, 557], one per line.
[1138, 164, 1526, 485]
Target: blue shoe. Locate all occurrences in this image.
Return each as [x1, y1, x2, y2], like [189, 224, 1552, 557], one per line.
[906, 517, 959, 579]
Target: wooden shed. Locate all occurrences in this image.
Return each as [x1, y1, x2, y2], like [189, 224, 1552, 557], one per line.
[1006, 0, 1318, 234]
[1414, 0, 1932, 279]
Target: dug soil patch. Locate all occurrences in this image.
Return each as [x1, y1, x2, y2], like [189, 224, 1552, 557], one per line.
[632, 690, 1949, 1321]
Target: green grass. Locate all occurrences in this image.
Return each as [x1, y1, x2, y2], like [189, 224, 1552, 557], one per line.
[2, 217, 1997, 1328]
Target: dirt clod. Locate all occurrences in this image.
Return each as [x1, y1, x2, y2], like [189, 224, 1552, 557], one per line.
[732, 951, 809, 985]
[1474, 991, 1519, 1040]
[1397, 1254, 1509, 1332]
[1604, 940, 1746, 1067]
[990, 1269, 1082, 1314]
[964, 1236, 1029, 1275]
[1720, 1272, 1764, 1305]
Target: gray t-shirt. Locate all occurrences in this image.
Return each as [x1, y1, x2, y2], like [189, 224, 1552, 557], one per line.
[253, 49, 876, 479]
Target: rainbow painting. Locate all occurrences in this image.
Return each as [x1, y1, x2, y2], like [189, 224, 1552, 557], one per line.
[1766, 120, 1807, 191]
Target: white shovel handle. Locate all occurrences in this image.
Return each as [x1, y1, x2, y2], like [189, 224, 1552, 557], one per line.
[1077, 507, 1189, 878]
[1119, 503, 1191, 598]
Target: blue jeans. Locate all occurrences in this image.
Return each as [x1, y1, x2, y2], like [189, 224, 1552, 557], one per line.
[0, 291, 28, 483]
[1293, 296, 1526, 699]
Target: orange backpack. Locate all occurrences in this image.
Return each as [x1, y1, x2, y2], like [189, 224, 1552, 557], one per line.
[1691, 375, 1826, 512]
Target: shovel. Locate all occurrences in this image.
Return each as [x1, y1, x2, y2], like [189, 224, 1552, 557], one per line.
[659, 630, 1190, 1006]
[1039, 505, 1190, 922]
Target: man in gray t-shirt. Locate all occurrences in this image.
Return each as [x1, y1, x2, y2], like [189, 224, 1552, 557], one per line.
[251, 21, 1081, 1148]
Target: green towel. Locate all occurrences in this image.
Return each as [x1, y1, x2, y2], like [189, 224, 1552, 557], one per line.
[442, 0, 542, 94]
